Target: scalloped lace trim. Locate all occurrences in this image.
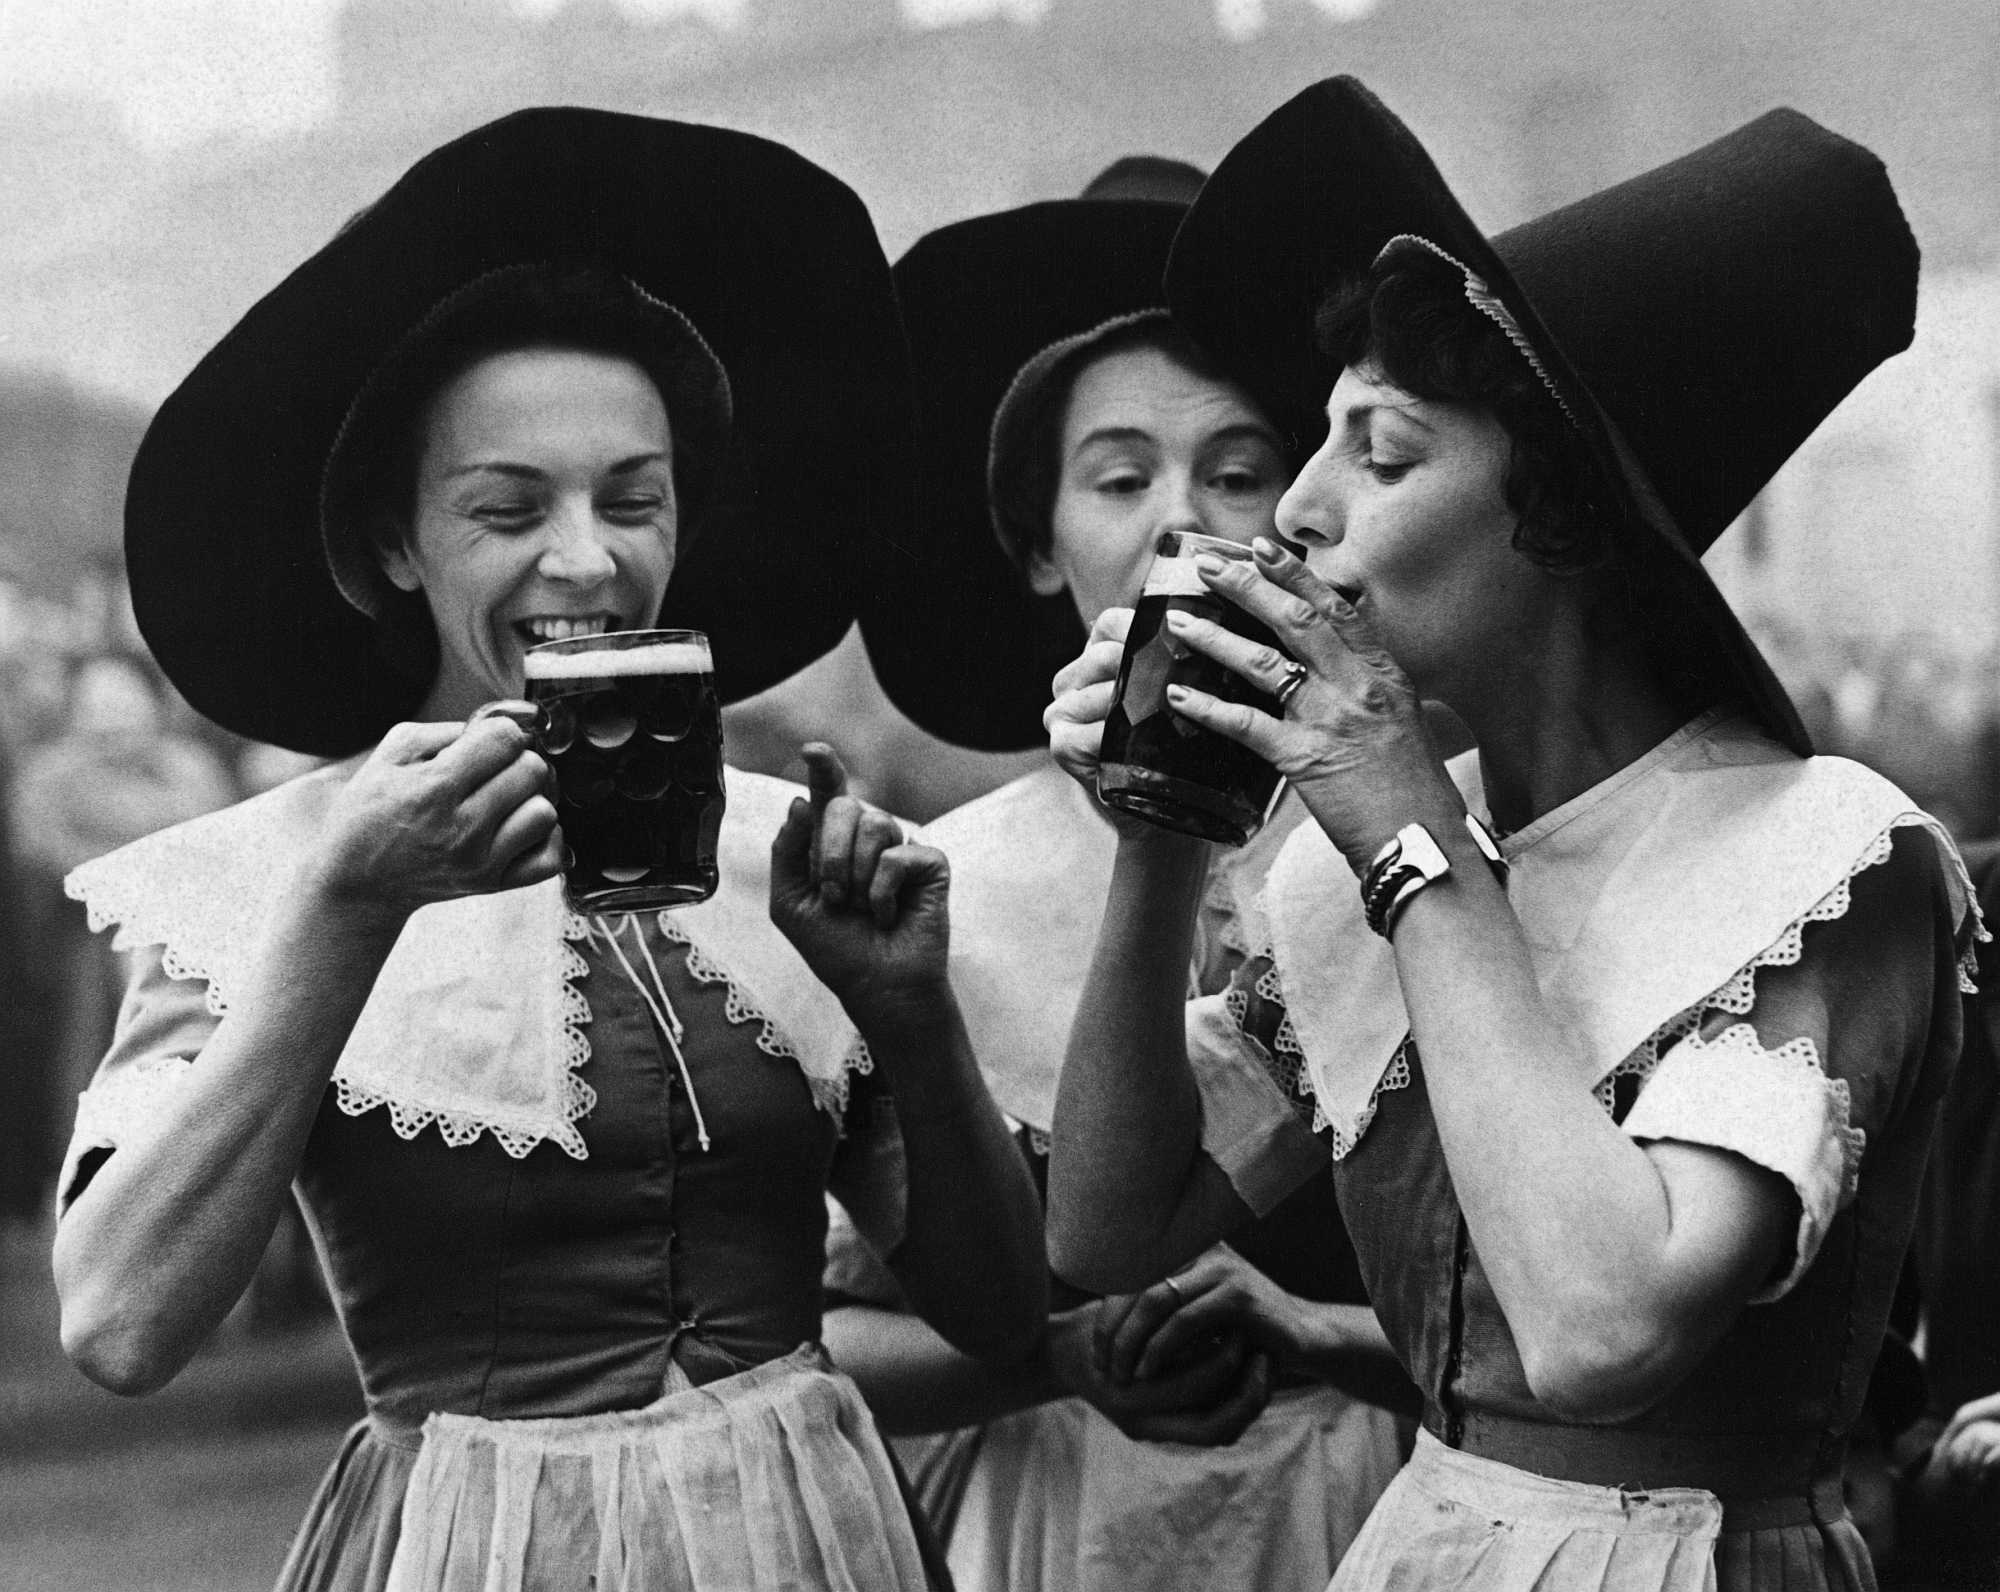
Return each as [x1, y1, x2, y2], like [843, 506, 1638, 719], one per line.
[1658, 1021, 1864, 1210]
[1253, 812, 1980, 1157]
[652, 910, 870, 1117]
[66, 875, 601, 1162]
[329, 910, 597, 1161]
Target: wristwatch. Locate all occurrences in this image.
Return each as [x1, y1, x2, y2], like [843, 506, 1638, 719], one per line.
[1361, 814, 1509, 939]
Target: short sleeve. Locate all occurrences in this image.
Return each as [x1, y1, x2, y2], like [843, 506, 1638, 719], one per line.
[1188, 959, 1326, 1218]
[58, 942, 220, 1216]
[1622, 824, 1963, 1301]
[826, 1063, 909, 1264]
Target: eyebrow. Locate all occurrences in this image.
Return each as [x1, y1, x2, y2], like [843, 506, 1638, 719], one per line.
[1338, 401, 1436, 436]
[445, 451, 670, 482]
[1071, 422, 1283, 456]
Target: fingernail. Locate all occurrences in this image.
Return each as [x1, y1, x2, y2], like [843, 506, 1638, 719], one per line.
[1192, 554, 1226, 577]
[1252, 536, 1282, 560]
[1165, 610, 1191, 632]
[1166, 684, 1188, 703]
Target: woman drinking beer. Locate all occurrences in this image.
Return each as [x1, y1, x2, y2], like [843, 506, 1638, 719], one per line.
[827, 193, 1412, 1592]
[1044, 77, 1980, 1589]
[50, 110, 1043, 1592]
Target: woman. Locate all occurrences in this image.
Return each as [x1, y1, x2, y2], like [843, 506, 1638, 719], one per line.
[1043, 77, 1981, 1589]
[52, 108, 1044, 1591]
[828, 193, 1412, 1592]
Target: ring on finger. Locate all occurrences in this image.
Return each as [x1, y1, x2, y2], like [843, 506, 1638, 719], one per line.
[1272, 661, 1310, 712]
[1162, 1273, 1189, 1302]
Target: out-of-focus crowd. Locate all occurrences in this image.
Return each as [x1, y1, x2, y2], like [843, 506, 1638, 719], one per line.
[0, 574, 319, 1233]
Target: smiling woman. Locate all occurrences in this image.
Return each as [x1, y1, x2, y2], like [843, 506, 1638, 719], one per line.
[50, 108, 1045, 1592]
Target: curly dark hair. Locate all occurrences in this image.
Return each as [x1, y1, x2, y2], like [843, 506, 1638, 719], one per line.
[1314, 254, 1733, 714]
[1313, 256, 1632, 575]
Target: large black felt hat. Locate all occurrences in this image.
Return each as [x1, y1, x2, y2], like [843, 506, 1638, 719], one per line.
[1167, 77, 1919, 756]
[860, 198, 1191, 750]
[127, 107, 912, 757]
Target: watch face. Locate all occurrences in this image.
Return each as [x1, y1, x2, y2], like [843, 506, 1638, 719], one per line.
[1398, 822, 1452, 881]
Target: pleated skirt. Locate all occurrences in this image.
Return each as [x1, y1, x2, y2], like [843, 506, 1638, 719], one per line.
[919, 1381, 1408, 1592]
[274, 1346, 929, 1592]
[1332, 1429, 1878, 1592]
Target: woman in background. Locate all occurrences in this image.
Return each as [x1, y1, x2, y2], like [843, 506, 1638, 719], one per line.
[827, 190, 1411, 1592]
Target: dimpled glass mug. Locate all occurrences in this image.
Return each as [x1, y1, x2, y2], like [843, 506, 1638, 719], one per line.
[477, 629, 726, 912]
[1096, 532, 1288, 846]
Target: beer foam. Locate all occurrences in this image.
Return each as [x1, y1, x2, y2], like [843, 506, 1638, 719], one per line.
[525, 640, 711, 679]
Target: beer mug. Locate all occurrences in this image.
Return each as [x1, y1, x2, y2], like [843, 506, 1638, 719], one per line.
[1097, 532, 1287, 846]
[476, 629, 726, 912]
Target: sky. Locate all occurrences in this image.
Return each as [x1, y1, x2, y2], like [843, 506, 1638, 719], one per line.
[0, 0, 1375, 148]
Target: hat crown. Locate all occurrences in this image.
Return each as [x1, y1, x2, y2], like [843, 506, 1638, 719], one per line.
[1492, 107, 1917, 554]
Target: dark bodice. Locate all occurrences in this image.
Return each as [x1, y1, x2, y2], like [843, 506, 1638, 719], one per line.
[1324, 827, 1966, 1496]
[295, 924, 871, 1432]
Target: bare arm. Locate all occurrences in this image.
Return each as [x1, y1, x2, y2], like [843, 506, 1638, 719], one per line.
[54, 718, 561, 1394]
[773, 746, 1048, 1366]
[1161, 541, 1819, 1420]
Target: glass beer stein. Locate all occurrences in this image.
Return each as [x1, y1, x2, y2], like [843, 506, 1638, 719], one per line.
[479, 629, 726, 912]
[1097, 532, 1287, 846]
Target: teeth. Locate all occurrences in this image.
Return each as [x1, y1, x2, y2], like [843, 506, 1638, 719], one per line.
[522, 616, 614, 642]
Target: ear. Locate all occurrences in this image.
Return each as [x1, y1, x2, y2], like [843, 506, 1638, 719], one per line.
[374, 520, 423, 594]
[1024, 547, 1067, 598]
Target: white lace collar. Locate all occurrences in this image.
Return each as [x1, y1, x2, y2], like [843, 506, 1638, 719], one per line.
[923, 765, 1303, 1132]
[1262, 712, 1980, 1158]
[66, 763, 863, 1159]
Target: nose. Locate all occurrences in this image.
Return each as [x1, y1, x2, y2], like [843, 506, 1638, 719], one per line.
[1275, 441, 1342, 549]
[1156, 469, 1208, 539]
[537, 499, 618, 588]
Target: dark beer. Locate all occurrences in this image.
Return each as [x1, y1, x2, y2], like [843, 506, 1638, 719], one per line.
[524, 631, 725, 911]
[1098, 533, 1285, 846]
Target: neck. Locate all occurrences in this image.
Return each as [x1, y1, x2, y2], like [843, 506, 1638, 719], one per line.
[1445, 609, 1694, 837]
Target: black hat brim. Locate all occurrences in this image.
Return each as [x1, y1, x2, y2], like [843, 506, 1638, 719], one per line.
[863, 199, 1192, 751]
[128, 107, 911, 757]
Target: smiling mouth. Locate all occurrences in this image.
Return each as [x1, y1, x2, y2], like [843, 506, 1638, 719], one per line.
[516, 614, 620, 645]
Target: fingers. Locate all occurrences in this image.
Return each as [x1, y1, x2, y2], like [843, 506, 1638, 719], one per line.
[1162, 680, 1281, 762]
[812, 795, 864, 905]
[459, 747, 554, 835]
[376, 719, 468, 765]
[428, 713, 534, 794]
[1943, 1391, 2000, 1441]
[492, 808, 565, 891]
[1051, 628, 1131, 699]
[865, 843, 947, 930]
[1134, 1290, 1247, 1382]
[770, 796, 816, 899]
[1163, 608, 1302, 704]
[1121, 1352, 1272, 1447]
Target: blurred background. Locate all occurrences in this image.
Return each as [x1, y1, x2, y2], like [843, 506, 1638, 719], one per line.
[0, 2, 1995, 1586]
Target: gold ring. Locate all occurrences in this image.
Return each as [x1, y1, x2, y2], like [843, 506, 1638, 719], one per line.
[1273, 661, 1310, 711]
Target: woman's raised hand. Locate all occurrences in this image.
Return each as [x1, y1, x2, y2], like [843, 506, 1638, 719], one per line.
[311, 716, 563, 919]
[770, 743, 951, 1020]
[1045, 604, 1132, 791]
[1163, 538, 1461, 872]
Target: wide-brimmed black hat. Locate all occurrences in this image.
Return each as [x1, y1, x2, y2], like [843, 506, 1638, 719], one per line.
[1167, 77, 1919, 756]
[860, 198, 1193, 750]
[127, 107, 911, 756]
